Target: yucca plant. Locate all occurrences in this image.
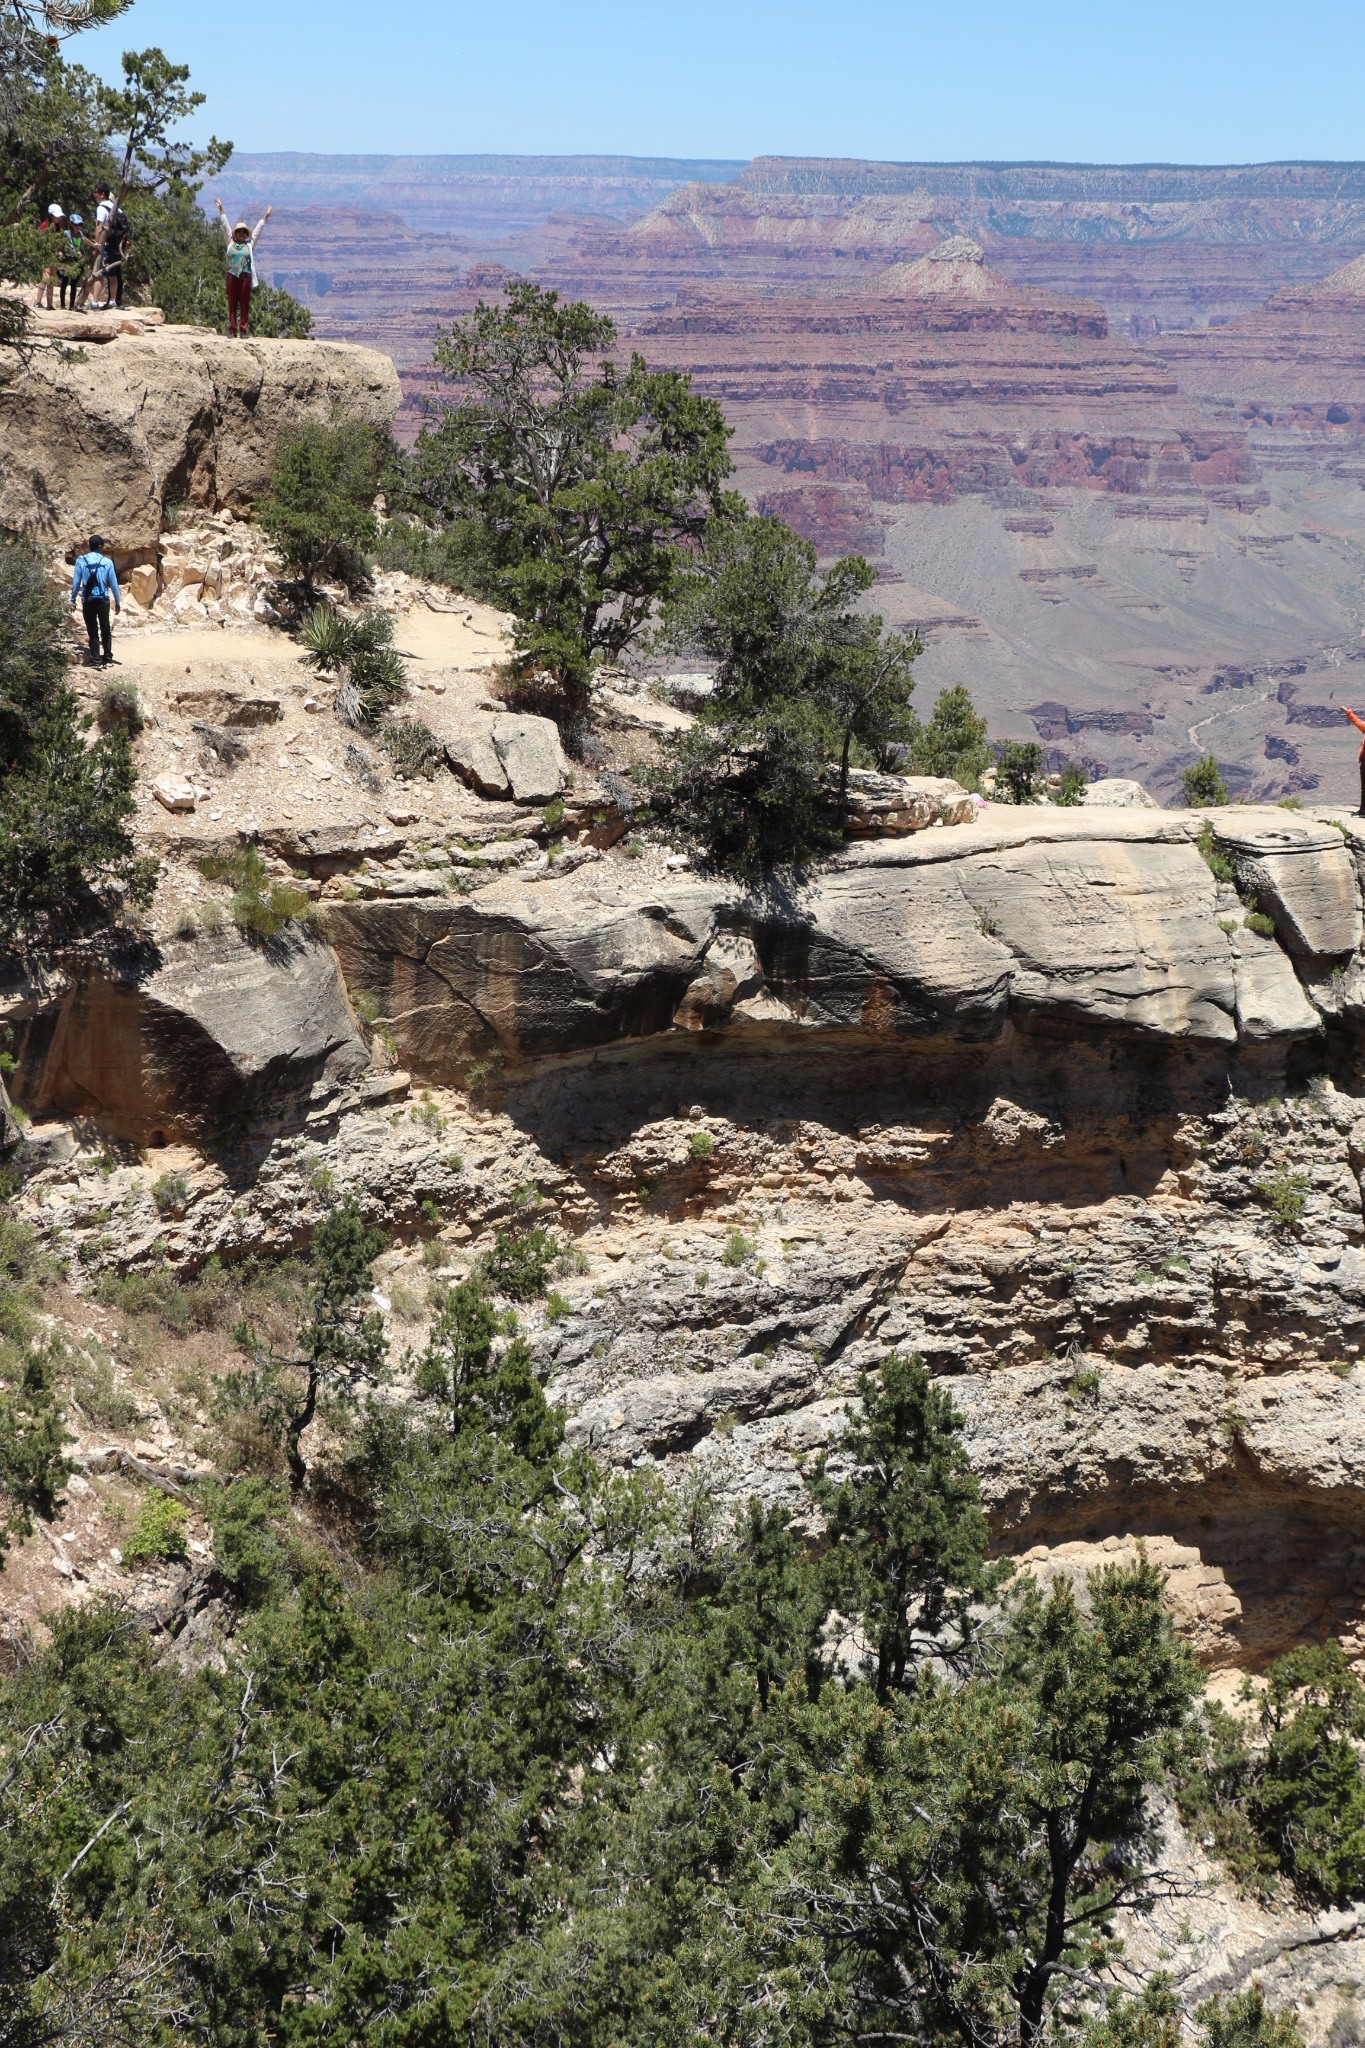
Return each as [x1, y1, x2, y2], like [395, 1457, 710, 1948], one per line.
[301, 606, 408, 727]
[300, 604, 355, 673]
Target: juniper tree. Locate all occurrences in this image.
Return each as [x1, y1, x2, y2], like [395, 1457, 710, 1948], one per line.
[655, 513, 919, 874]
[404, 279, 737, 720]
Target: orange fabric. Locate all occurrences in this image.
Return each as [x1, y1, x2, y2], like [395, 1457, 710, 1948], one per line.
[1347, 708, 1365, 761]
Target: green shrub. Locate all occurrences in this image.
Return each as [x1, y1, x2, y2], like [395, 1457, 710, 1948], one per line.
[1055, 759, 1088, 807]
[258, 416, 393, 594]
[301, 606, 407, 728]
[1244, 909, 1277, 939]
[150, 1170, 189, 1216]
[70, 1350, 139, 1431]
[1180, 1642, 1365, 1909]
[1196, 1991, 1304, 2048]
[481, 1223, 557, 1302]
[1196, 822, 1238, 884]
[121, 1490, 188, 1567]
[380, 718, 443, 779]
[1256, 1166, 1309, 1228]
[722, 1227, 756, 1268]
[544, 1290, 571, 1325]
[1184, 755, 1229, 807]
[371, 513, 492, 593]
[690, 1128, 715, 1161]
[994, 740, 1043, 804]
[96, 680, 144, 737]
[210, 1478, 289, 1606]
[198, 843, 313, 941]
[903, 684, 990, 789]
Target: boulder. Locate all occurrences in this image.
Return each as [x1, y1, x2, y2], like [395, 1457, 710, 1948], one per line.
[152, 775, 198, 812]
[0, 329, 400, 565]
[1230, 926, 1322, 1041]
[1211, 813, 1361, 960]
[260, 822, 407, 875]
[16, 1121, 77, 1174]
[841, 772, 976, 836]
[8, 927, 368, 1144]
[171, 690, 281, 728]
[446, 713, 567, 804]
[1081, 778, 1160, 809]
[494, 715, 568, 803]
[446, 727, 512, 800]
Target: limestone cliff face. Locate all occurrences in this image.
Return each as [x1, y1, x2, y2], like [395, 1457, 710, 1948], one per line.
[0, 326, 400, 565]
[5, 927, 367, 1145]
[323, 809, 1350, 1074]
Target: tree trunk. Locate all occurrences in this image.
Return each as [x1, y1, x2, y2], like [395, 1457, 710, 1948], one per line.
[285, 1362, 318, 1496]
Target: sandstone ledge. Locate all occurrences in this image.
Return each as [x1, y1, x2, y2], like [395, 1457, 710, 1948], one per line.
[324, 805, 1361, 1078]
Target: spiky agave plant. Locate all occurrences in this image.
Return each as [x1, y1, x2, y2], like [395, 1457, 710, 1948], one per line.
[301, 606, 407, 727]
[300, 604, 357, 674]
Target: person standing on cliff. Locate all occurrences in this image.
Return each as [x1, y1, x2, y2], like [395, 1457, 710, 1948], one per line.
[213, 197, 272, 338]
[33, 203, 65, 309]
[70, 537, 121, 668]
[1344, 708, 1365, 815]
[56, 216, 85, 311]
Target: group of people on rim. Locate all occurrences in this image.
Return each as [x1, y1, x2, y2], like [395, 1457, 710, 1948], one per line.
[33, 191, 273, 338]
[33, 185, 128, 312]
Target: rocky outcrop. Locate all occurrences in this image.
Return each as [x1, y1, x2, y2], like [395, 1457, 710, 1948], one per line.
[3, 926, 368, 1145]
[322, 810, 1354, 1079]
[0, 327, 400, 566]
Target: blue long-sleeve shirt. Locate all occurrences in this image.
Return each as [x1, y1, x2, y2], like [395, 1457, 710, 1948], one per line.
[71, 552, 120, 605]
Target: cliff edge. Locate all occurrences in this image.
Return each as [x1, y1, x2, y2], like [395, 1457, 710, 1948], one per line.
[0, 309, 400, 565]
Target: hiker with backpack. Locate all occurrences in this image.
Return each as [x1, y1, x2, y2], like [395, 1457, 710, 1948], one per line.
[88, 185, 130, 309]
[69, 537, 121, 667]
[56, 216, 86, 310]
[213, 197, 273, 338]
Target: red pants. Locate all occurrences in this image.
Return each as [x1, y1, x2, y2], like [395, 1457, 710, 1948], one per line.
[226, 271, 252, 336]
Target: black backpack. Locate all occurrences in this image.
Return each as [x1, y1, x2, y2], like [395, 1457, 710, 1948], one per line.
[110, 207, 131, 256]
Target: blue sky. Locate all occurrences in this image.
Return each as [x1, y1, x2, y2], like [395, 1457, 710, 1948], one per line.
[79, 0, 1365, 163]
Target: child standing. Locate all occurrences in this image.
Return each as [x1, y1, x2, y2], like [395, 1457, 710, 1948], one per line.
[213, 197, 272, 338]
[57, 216, 85, 310]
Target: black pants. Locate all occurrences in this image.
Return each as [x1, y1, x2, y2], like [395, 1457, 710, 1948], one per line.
[82, 596, 112, 662]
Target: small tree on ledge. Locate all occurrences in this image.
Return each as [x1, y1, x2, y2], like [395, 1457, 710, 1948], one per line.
[1184, 754, 1229, 807]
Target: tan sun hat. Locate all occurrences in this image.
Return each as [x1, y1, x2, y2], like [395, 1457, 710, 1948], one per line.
[233, 220, 251, 234]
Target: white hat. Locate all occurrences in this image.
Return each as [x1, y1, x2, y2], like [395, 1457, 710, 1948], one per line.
[48, 202, 64, 218]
